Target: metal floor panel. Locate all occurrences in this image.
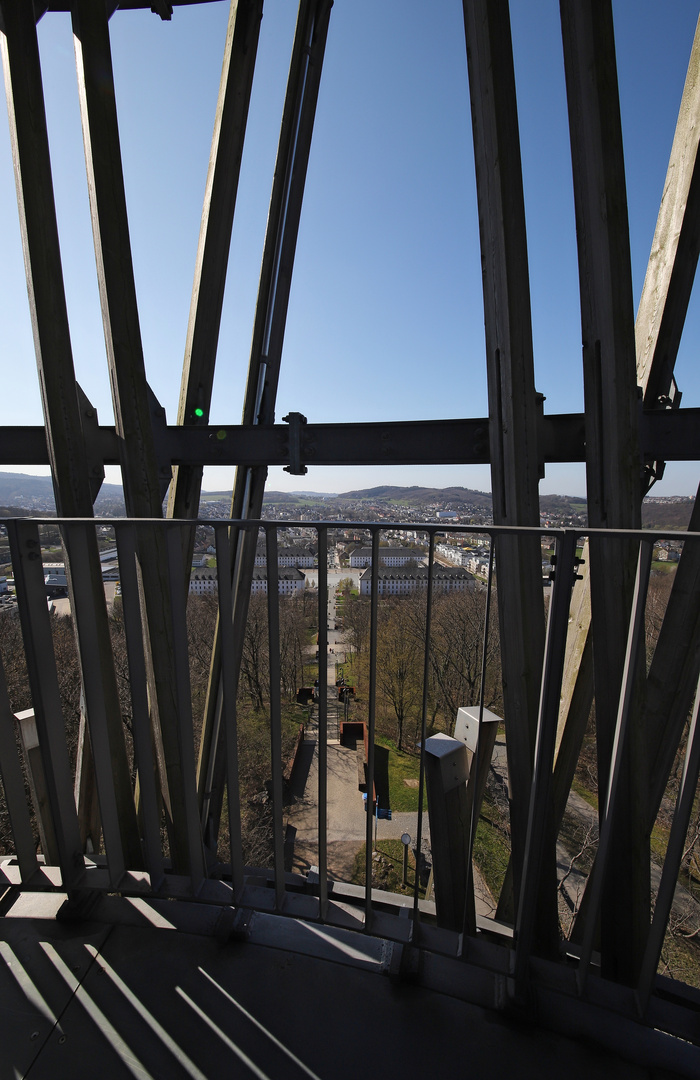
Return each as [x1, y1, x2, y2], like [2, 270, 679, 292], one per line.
[0, 916, 685, 1080]
[0, 913, 110, 1079]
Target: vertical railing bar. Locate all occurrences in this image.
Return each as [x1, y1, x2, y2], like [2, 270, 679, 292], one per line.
[317, 527, 328, 917]
[0, 652, 40, 882]
[460, 531, 496, 951]
[213, 523, 245, 900]
[364, 528, 380, 927]
[413, 528, 436, 927]
[265, 526, 286, 911]
[636, 629, 700, 1012]
[114, 524, 164, 889]
[514, 529, 578, 985]
[165, 526, 206, 891]
[7, 520, 84, 890]
[63, 522, 125, 888]
[577, 537, 654, 992]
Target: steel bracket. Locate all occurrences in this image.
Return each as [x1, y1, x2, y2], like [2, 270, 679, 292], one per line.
[282, 411, 309, 475]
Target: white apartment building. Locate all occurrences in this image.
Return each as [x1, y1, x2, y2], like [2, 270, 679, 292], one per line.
[359, 565, 474, 596]
[189, 567, 305, 596]
[255, 544, 316, 568]
[349, 546, 424, 568]
[435, 543, 470, 566]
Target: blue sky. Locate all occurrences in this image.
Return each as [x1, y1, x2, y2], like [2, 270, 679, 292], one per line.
[1, 0, 699, 498]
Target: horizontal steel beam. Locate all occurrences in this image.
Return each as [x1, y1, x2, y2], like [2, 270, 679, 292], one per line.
[1, 408, 699, 470]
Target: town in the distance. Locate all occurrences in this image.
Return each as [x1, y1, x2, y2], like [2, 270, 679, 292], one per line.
[0, 471, 694, 609]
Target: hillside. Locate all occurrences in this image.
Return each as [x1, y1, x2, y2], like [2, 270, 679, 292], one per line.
[337, 485, 493, 508]
[642, 497, 696, 531]
[0, 472, 125, 513]
[0, 472, 696, 529]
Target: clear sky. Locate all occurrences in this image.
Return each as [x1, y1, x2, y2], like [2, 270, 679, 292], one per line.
[1, 0, 699, 499]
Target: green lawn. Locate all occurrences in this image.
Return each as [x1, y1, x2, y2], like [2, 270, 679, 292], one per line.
[375, 736, 427, 813]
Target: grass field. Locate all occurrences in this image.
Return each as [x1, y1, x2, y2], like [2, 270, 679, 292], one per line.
[375, 736, 427, 812]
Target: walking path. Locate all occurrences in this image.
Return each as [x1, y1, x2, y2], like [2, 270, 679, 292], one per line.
[285, 573, 495, 915]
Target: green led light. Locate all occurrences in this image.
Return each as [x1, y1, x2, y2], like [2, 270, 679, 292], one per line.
[194, 407, 204, 418]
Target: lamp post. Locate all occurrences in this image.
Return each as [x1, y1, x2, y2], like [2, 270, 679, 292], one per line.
[401, 832, 411, 887]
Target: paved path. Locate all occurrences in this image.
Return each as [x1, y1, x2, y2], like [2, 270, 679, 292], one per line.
[286, 578, 497, 914]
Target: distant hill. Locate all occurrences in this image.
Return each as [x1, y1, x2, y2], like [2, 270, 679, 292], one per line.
[642, 497, 695, 530]
[337, 485, 493, 508]
[0, 472, 124, 513]
[539, 494, 587, 514]
[0, 472, 695, 529]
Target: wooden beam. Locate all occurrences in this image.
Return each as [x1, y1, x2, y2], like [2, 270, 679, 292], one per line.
[197, 0, 334, 845]
[633, 21, 700, 847]
[636, 16, 700, 410]
[71, 0, 203, 878]
[561, 0, 647, 983]
[168, 0, 263, 544]
[462, 0, 553, 949]
[555, 13, 700, 884]
[0, 0, 141, 868]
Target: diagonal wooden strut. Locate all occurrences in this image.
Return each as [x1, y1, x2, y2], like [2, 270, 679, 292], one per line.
[554, 12, 700, 979]
[168, 0, 263, 562]
[0, 0, 141, 870]
[72, 0, 204, 879]
[197, 0, 334, 847]
[462, 0, 553, 950]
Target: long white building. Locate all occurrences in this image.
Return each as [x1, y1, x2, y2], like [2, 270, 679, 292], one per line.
[349, 546, 424, 568]
[359, 565, 474, 596]
[189, 567, 305, 596]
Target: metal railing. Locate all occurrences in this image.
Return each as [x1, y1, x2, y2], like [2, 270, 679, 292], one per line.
[1, 516, 700, 1054]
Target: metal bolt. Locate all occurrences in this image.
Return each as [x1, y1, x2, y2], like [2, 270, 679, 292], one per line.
[58, 1034, 67, 1045]
[31, 1032, 39, 1041]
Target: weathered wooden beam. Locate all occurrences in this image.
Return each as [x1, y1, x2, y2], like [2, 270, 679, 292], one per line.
[561, 0, 647, 983]
[636, 16, 700, 412]
[168, 0, 263, 547]
[0, 657, 39, 882]
[0, 0, 141, 868]
[645, 493, 700, 826]
[554, 16, 700, 942]
[198, 0, 334, 846]
[71, 0, 203, 879]
[7, 520, 84, 889]
[462, 0, 552, 949]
